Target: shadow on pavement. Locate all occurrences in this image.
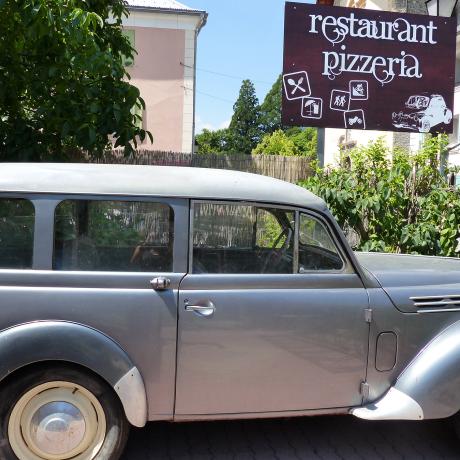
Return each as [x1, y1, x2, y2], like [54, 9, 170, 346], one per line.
[122, 415, 460, 459]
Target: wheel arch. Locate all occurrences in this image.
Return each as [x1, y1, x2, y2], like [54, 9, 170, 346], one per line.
[0, 321, 147, 427]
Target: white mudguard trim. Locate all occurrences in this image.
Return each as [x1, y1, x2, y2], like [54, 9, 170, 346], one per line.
[114, 366, 148, 427]
[351, 387, 424, 421]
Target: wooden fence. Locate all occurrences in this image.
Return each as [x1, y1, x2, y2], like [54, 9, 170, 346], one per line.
[89, 150, 313, 184]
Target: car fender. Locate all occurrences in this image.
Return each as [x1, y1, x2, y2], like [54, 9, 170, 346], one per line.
[352, 319, 460, 421]
[0, 321, 147, 427]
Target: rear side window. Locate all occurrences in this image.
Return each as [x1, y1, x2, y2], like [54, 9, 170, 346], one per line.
[54, 200, 173, 272]
[0, 199, 34, 269]
[192, 202, 294, 274]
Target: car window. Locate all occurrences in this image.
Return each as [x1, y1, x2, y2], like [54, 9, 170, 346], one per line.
[298, 213, 343, 271]
[54, 200, 173, 272]
[192, 203, 294, 274]
[0, 199, 34, 269]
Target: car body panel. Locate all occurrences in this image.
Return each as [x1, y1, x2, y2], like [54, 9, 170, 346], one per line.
[356, 252, 460, 313]
[175, 273, 369, 415]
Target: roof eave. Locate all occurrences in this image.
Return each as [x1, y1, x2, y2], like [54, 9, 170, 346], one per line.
[127, 5, 206, 16]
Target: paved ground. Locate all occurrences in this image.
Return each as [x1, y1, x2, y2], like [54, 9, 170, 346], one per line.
[122, 415, 460, 459]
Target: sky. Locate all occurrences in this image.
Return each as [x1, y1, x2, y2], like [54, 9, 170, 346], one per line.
[189, 0, 315, 133]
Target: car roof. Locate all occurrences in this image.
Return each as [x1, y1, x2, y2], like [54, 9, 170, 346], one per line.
[0, 163, 327, 211]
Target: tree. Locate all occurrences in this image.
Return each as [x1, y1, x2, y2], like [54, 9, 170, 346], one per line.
[301, 136, 460, 257]
[0, 0, 151, 161]
[286, 127, 317, 158]
[252, 130, 298, 156]
[227, 79, 262, 154]
[252, 128, 317, 158]
[259, 75, 282, 134]
[195, 129, 230, 154]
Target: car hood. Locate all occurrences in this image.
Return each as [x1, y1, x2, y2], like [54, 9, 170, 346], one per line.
[355, 252, 460, 313]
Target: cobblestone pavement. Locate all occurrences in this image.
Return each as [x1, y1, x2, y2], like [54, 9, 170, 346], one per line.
[122, 415, 460, 459]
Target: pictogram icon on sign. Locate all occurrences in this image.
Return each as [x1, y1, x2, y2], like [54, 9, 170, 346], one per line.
[302, 97, 323, 119]
[283, 72, 311, 100]
[344, 109, 366, 129]
[349, 80, 369, 100]
[330, 90, 350, 111]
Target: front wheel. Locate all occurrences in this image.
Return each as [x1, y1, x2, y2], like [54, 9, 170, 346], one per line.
[444, 109, 453, 124]
[420, 118, 431, 133]
[0, 366, 129, 460]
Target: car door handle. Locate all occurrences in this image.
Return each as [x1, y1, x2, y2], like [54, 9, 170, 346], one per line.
[185, 303, 216, 317]
[150, 277, 171, 291]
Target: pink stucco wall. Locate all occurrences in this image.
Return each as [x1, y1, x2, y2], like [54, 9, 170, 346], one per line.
[127, 27, 185, 151]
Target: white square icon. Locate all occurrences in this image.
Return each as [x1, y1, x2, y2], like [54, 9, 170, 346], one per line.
[302, 97, 323, 119]
[283, 71, 311, 101]
[330, 90, 350, 111]
[344, 110, 366, 129]
[349, 81, 368, 100]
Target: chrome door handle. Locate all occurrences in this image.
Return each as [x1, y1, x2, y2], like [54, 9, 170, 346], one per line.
[185, 303, 216, 317]
[150, 277, 171, 291]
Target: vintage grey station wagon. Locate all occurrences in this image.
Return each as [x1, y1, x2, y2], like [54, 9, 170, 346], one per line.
[1, 163, 460, 460]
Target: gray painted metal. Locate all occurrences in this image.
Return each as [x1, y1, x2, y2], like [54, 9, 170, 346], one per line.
[175, 273, 369, 414]
[394, 320, 460, 419]
[0, 163, 326, 211]
[0, 321, 147, 426]
[375, 332, 397, 372]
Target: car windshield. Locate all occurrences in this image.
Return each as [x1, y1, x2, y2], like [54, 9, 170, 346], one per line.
[405, 95, 429, 110]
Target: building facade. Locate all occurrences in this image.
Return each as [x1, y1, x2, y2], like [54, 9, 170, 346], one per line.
[328, 0, 460, 171]
[123, 0, 207, 153]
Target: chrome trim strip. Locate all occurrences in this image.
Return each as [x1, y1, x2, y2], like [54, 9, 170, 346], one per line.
[413, 300, 460, 307]
[417, 308, 460, 313]
[114, 367, 148, 427]
[410, 294, 460, 300]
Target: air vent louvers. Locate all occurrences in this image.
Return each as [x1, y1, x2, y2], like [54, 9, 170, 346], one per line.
[410, 295, 460, 309]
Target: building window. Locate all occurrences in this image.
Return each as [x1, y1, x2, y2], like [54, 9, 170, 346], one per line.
[347, 0, 366, 7]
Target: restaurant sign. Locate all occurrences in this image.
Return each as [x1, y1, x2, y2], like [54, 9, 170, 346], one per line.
[282, 2, 457, 133]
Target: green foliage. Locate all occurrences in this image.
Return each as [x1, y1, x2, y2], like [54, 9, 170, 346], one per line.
[252, 128, 317, 158]
[0, 0, 152, 161]
[195, 129, 231, 154]
[252, 130, 297, 156]
[300, 136, 460, 257]
[227, 79, 262, 154]
[259, 75, 282, 134]
[286, 127, 317, 158]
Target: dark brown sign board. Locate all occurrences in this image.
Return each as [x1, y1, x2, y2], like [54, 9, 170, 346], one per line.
[282, 2, 457, 133]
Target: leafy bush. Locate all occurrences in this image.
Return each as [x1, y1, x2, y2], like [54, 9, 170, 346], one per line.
[300, 136, 460, 257]
[252, 128, 317, 158]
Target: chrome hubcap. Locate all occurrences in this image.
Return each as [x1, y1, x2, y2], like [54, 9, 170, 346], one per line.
[9, 381, 106, 460]
[30, 402, 86, 456]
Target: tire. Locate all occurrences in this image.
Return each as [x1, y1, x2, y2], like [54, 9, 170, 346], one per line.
[0, 365, 129, 460]
[420, 118, 431, 133]
[444, 109, 453, 124]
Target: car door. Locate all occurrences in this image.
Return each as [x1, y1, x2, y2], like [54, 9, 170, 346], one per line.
[0, 195, 188, 421]
[175, 200, 369, 416]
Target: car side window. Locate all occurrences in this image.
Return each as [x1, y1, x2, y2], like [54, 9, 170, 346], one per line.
[54, 200, 173, 272]
[298, 213, 343, 272]
[192, 203, 294, 274]
[0, 198, 34, 269]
